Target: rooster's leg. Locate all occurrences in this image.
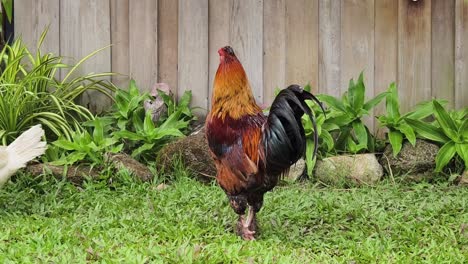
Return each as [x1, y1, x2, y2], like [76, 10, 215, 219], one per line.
[240, 206, 256, 240]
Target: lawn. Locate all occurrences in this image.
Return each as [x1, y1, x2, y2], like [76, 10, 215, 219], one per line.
[0, 171, 467, 263]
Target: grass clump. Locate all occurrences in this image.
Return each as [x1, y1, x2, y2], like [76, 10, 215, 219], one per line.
[0, 172, 466, 263]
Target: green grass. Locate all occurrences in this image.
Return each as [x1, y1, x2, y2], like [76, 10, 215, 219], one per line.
[0, 171, 467, 263]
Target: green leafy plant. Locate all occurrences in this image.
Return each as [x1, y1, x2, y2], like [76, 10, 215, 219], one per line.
[405, 100, 467, 172]
[377, 83, 437, 156]
[112, 81, 194, 161]
[301, 84, 336, 176]
[52, 80, 195, 164]
[111, 80, 150, 131]
[0, 0, 13, 46]
[0, 30, 114, 144]
[51, 117, 123, 166]
[318, 72, 387, 154]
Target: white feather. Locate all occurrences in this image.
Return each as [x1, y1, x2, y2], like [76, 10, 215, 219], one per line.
[0, 125, 47, 187]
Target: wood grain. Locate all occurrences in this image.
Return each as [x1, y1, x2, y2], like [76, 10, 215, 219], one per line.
[158, 0, 178, 96]
[129, 0, 158, 93]
[285, 0, 319, 93]
[432, 0, 455, 106]
[374, 0, 398, 134]
[178, 0, 209, 114]
[341, 0, 375, 130]
[398, 0, 432, 112]
[455, 0, 468, 109]
[60, 0, 112, 113]
[229, 0, 264, 103]
[319, 0, 341, 96]
[208, 0, 231, 108]
[110, 0, 129, 89]
[14, 0, 60, 55]
[263, 0, 286, 105]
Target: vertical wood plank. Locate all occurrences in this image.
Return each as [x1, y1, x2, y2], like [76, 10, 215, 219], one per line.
[14, 0, 60, 55]
[374, 0, 398, 134]
[178, 0, 209, 114]
[285, 0, 319, 94]
[129, 0, 158, 93]
[263, 0, 286, 105]
[432, 0, 455, 107]
[230, 0, 264, 103]
[455, 0, 468, 109]
[110, 0, 129, 89]
[60, 0, 111, 113]
[341, 0, 375, 129]
[375, 1, 398, 110]
[208, 0, 231, 107]
[398, 0, 432, 112]
[319, 0, 341, 96]
[158, 0, 178, 95]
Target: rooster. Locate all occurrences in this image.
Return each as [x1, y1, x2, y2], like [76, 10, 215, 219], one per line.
[0, 125, 47, 188]
[205, 46, 323, 240]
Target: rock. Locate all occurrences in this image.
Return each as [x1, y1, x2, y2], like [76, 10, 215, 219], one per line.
[105, 152, 153, 182]
[314, 154, 383, 186]
[157, 127, 216, 182]
[26, 163, 100, 185]
[285, 158, 306, 181]
[144, 83, 172, 122]
[459, 170, 468, 186]
[380, 139, 439, 176]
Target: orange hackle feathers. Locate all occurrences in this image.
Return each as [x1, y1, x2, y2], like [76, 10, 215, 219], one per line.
[210, 48, 261, 120]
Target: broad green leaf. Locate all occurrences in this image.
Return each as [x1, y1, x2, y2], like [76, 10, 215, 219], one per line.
[113, 130, 146, 141]
[128, 79, 140, 97]
[179, 90, 192, 108]
[455, 143, 468, 168]
[110, 143, 124, 153]
[50, 152, 86, 166]
[303, 84, 312, 93]
[385, 83, 400, 119]
[405, 118, 450, 144]
[433, 100, 458, 141]
[363, 91, 388, 111]
[53, 139, 78, 151]
[435, 141, 456, 172]
[399, 123, 416, 146]
[350, 72, 365, 112]
[92, 119, 104, 144]
[2, 0, 13, 23]
[143, 112, 155, 133]
[321, 130, 334, 151]
[460, 119, 468, 139]
[317, 95, 347, 113]
[352, 121, 368, 147]
[366, 126, 375, 152]
[322, 122, 340, 132]
[132, 143, 155, 158]
[389, 130, 403, 157]
[326, 114, 352, 127]
[403, 100, 439, 120]
[154, 128, 184, 140]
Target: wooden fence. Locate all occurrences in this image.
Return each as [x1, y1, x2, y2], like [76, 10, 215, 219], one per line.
[14, 0, 468, 129]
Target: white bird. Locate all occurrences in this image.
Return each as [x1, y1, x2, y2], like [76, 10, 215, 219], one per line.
[0, 125, 47, 187]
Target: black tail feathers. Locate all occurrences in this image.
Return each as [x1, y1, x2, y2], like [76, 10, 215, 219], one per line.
[262, 85, 324, 177]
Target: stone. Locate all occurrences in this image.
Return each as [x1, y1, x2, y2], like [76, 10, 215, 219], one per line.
[157, 127, 216, 182]
[144, 83, 172, 122]
[285, 158, 306, 181]
[459, 170, 468, 186]
[314, 154, 383, 186]
[105, 152, 153, 182]
[380, 139, 439, 176]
